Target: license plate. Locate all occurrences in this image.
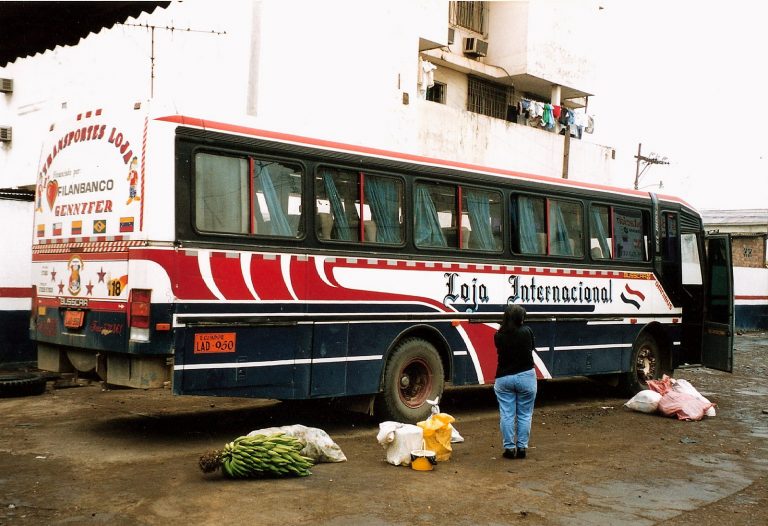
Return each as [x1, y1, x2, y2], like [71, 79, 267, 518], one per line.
[194, 332, 236, 353]
[63, 310, 85, 329]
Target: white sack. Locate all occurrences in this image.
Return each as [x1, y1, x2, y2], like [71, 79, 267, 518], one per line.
[624, 390, 663, 414]
[248, 424, 347, 462]
[376, 421, 424, 466]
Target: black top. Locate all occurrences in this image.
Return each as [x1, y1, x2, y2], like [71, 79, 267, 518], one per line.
[494, 325, 535, 378]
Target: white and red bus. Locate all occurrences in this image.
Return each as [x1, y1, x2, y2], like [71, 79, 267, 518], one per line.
[30, 105, 733, 422]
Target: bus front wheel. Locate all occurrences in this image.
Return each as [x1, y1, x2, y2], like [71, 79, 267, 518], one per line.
[622, 333, 664, 395]
[375, 338, 444, 423]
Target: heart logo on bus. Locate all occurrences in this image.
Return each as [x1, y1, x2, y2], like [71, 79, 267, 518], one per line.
[46, 180, 58, 210]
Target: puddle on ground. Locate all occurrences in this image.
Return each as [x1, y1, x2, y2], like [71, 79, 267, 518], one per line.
[550, 453, 768, 526]
[733, 386, 768, 397]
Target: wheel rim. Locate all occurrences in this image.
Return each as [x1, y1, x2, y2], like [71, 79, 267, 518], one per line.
[397, 357, 433, 408]
[635, 345, 658, 383]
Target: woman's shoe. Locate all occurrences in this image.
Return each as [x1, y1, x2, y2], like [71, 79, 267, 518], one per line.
[502, 449, 516, 459]
[515, 448, 527, 459]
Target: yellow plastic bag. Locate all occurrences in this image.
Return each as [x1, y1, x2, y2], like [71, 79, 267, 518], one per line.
[417, 413, 455, 462]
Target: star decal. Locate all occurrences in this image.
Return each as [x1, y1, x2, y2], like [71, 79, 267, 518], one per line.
[97, 267, 107, 283]
[51, 269, 57, 282]
[86, 281, 94, 295]
[58, 281, 65, 294]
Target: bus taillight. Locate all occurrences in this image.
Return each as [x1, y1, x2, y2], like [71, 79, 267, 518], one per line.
[129, 288, 151, 341]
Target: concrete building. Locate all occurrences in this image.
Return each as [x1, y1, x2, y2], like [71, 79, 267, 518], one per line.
[702, 209, 768, 330]
[0, 1, 615, 365]
[1, 1, 613, 188]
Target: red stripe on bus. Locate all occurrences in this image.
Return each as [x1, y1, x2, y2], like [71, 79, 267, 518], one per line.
[735, 295, 768, 300]
[37, 297, 127, 311]
[155, 115, 693, 208]
[33, 251, 128, 262]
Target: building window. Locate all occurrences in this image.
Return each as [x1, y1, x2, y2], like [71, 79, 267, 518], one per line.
[426, 81, 446, 104]
[467, 76, 511, 120]
[450, 1, 487, 34]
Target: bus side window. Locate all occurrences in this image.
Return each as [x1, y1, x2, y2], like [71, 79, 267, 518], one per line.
[661, 212, 679, 261]
[414, 182, 453, 248]
[613, 207, 647, 261]
[315, 168, 359, 242]
[251, 159, 304, 238]
[461, 187, 503, 251]
[513, 195, 546, 255]
[681, 233, 703, 285]
[362, 172, 404, 245]
[548, 199, 583, 257]
[194, 153, 249, 234]
[589, 205, 612, 259]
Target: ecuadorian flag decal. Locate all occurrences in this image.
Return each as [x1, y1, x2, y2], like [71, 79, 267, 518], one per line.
[119, 217, 134, 233]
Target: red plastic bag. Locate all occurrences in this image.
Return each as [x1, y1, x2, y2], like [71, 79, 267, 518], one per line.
[657, 391, 715, 421]
[646, 374, 674, 395]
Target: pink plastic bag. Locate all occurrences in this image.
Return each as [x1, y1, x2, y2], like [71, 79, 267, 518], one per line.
[646, 374, 673, 395]
[657, 391, 715, 421]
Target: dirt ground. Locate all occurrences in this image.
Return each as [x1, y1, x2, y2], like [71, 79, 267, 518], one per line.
[1, 333, 767, 526]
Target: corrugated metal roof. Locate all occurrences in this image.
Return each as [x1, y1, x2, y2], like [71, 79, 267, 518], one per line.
[0, 1, 169, 67]
[0, 188, 35, 202]
[701, 209, 768, 226]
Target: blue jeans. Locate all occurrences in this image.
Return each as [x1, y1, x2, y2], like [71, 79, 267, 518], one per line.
[494, 368, 537, 450]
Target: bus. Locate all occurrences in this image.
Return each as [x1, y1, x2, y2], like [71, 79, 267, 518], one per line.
[30, 105, 733, 422]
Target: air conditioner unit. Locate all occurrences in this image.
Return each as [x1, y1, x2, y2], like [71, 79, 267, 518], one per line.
[0, 78, 12, 93]
[463, 37, 488, 57]
[0, 126, 11, 142]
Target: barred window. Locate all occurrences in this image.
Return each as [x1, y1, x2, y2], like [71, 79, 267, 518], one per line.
[450, 1, 487, 34]
[467, 76, 511, 120]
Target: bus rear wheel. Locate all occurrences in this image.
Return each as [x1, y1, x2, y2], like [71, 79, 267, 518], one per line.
[375, 338, 444, 423]
[621, 333, 663, 395]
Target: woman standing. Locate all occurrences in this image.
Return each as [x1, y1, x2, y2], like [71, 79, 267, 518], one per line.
[494, 305, 537, 459]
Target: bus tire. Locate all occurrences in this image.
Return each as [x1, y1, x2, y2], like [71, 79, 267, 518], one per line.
[0, 372, 48, 398]
[375, 338, 444, 424]
[621, 333, 662, 395]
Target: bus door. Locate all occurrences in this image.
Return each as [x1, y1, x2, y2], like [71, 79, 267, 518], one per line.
[701, 234, 733, 372]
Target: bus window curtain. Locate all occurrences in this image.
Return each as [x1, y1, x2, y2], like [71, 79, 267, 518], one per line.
[550, 201, 573, 255]
[414, 186, 446, 247]
[255, 162, 292, 236]
[590, 207, 611, 258]
[465, 189, 495, 250]
[518, 196, 542, 254]
[364, 175, 399, 243]
[321, 170, 352, 241]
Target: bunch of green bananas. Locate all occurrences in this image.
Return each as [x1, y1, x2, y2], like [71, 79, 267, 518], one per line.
[219, 433, 314, 478]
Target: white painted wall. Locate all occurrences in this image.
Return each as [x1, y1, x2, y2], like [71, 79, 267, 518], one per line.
[1, 0, 613, 190]
[734, 267, 768, 297]
[486, 1, 530, 75]
[0, 200, 32, 310]
[415, 99, 613, 185]
[486, 0, 599, 93]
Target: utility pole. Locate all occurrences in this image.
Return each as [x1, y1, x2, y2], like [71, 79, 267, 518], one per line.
[562, 125, 570, 179]
[634, 143, 669, 190]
